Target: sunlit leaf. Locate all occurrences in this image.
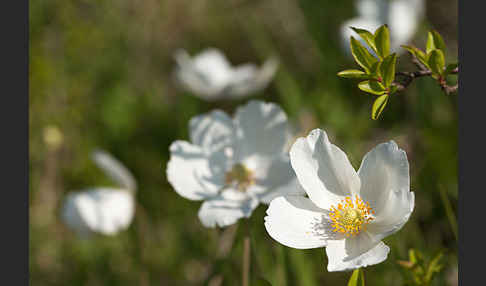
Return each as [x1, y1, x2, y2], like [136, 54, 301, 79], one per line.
[350, 36, 378, 73]
[374, 25, 390, 59]
[428, 49, 446, 76]
[401, 45, 429, 69]
[358, 80, 386, 95]
[380, 53, 397, 88]
[371, 94, 388, 120]
[426, 30, 447, 54]
[337, 69, 370, 79]
[351, 27, 377, 55]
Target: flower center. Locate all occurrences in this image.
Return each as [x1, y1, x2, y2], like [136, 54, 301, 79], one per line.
[225, 163, 255, 192]
[329, 195, 374, 236]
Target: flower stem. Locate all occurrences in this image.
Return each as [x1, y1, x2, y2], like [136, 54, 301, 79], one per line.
[242, 234, 250, 286]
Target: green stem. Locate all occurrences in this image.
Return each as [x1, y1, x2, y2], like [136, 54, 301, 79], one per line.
[242, 220, 251, 286]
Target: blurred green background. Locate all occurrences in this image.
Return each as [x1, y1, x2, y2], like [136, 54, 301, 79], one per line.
[29, 0, 458, 285]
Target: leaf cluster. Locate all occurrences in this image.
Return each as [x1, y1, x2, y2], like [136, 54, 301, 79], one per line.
[402, 31, 457, 80]
[338, 25, 397, 120]
[397, 249, 445, 286]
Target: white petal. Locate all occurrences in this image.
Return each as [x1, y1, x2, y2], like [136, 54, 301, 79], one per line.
[389, 0, 424, 49]
[189, 110, 234, 154]
[367, 191, 414, 241]
[62, 192, 98, 237]
[173, 49, 223, 99]
[167, 141, 224, 201]
[234, 100, 291, 160]
[197, 190, 259, 228]
[357, 141, 414, 239]
[344, 231, 382, 260]
[355, 0, 384, 20]
[91, 150, 137, 190]
[226, 58, 278, 97]
[245, 155, 304, 204]
[191, 48, 233, 88]
[289, 129, 360, 209]
[62, 188, 135, 236]
[264, 196, 329, 249]
[326, 239, 390, 272]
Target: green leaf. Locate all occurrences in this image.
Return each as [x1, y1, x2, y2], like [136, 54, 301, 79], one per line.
[350, 36, 378, 73]
[337, 69, 370, 79]
[374, 25, 390, 59]
[351, 27, 377, 55]
[369, 61, 382, 80]
[380, 53, 397, 88]
[371, 94, 389, 120]
[401, 45, 429, 69]
[358, 80, 386, 95]
[426, 30, 447, 54]
[427, 49, 446, 76]
[347, 269, 365, 286]
[389, 84, 398, 94]
[425, 252, 444, 283]
[445, 63, 458, 75]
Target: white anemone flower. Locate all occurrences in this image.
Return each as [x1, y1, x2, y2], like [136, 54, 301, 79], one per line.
[173, 48, 278, 101]
[61, 150, 136, 237]
[167, 100, 304, 228]
[340, 0, 425, 55]
[264, 129, 414, 271]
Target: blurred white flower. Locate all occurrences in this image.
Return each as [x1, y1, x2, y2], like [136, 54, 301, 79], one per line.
[61, 150, 136, 237]
[340, 0, 425, 55]
[173, 48, 278, 101]
[167, 100, 304, 228]
[264, 129, 414, 271]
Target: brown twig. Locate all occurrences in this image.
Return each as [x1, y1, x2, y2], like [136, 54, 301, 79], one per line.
[393, 67, 458, 95]
[394, 50, 459, 95]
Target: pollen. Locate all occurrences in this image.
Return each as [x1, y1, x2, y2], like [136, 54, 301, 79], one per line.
[329, 195, 374, 236]
[225, 163, 255, 192]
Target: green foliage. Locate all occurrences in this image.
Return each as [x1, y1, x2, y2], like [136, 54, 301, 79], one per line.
[350, 27, 377, 55]
[426, 30, 446, 54]
[381, 53, 397, 88]
[350, 36, 378, 73]
[358, 80, 386, 95]
[340, 26, 458, 119]
[337, 69, 370, 79]
[374, 25, 390, 59]
[427, 49, 446, 78]
[403, 30, 457, 82]
[339, 25, 396, 119]
[371, 94, 389, 120]
[347, 268, 365, 286]
[397, 249, 445, 286]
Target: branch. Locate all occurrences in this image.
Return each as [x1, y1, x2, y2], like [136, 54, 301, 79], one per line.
[393, 68, 458, 95]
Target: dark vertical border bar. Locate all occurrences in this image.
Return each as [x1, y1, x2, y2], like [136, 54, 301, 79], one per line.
[0, 0, 29, 284]
[459, 0, 482, 285]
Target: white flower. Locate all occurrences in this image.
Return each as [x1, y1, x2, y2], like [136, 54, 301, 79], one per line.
[264, 129, 414, 271]
[173, 48, 278, 101]
[61, 150, 136, 237]
[167, 100, 304, 228]
[340, 0, 425, 55]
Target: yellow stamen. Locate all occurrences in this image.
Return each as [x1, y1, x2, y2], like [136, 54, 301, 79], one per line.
[329, 195, 374, 236]
[225, 163, 255, 192]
